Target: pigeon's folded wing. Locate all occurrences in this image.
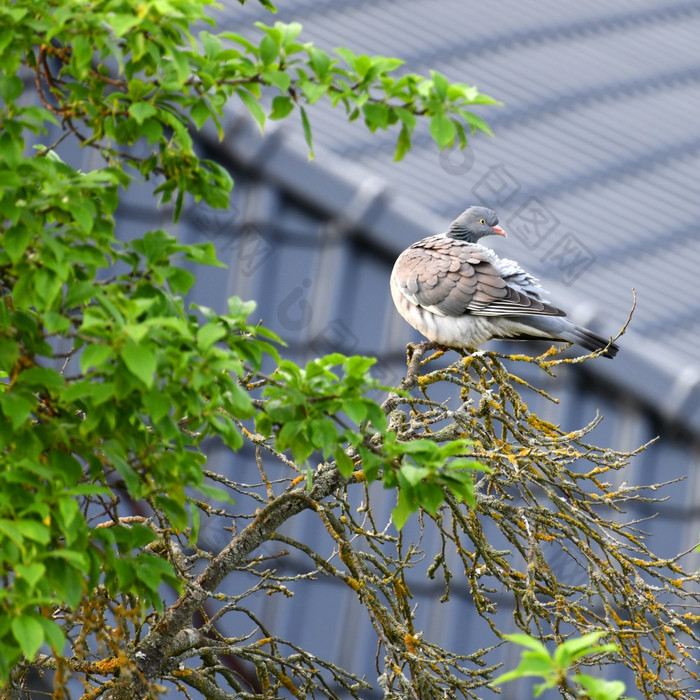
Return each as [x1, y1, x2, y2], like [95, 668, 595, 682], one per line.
[394, 237, 566, 318]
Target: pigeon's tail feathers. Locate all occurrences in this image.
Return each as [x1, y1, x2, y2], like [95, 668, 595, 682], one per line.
[558, 323, 619, 358]
[505, 316, 619, 359]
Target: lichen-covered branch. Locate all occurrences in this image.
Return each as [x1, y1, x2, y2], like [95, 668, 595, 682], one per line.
[30, 345, 698, 700]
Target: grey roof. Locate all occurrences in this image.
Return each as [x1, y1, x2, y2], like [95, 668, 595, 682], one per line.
[206, 0, 700, 435]
[172, 3, 700, 695]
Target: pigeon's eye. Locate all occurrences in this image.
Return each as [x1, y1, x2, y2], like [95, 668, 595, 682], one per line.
[479, 218, 486, 225]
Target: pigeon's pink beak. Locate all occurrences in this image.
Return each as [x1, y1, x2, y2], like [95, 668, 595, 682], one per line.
[491, 225, 507, 237]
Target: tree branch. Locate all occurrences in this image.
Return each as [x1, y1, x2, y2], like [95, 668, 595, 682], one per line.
[115, 464, 352, 698]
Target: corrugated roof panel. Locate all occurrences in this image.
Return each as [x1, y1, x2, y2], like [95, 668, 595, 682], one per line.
[176, 2, 700, 693]
[208, 0, 700, 381]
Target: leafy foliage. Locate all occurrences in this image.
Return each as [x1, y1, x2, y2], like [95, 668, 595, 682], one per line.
[257, 354, 488, 528]
[494, 632, 629, 699]
[2, 0, 497, 225]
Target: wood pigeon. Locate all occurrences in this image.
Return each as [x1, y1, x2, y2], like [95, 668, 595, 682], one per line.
[390, 206, 619, 358]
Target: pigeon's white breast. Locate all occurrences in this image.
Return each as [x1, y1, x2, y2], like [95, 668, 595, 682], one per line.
[390, 275, 495, 347]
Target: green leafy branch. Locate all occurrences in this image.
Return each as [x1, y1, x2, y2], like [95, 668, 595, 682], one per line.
[226, 21, 500, 159]
[2, 0, 498, 221]
[494, 632, 630, 699]
[256, 353, 489, 529]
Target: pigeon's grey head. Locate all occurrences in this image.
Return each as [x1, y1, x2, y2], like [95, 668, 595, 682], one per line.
[447, 206, 506, 242]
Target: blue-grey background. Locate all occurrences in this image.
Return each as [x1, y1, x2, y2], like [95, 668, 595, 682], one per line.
[35, 0, 700, 697]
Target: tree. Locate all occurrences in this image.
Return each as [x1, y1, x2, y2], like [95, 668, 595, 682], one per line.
[1, 0, 698, 698]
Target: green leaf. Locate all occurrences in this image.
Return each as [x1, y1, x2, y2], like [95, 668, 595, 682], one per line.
[236, 89, 266, 132]
[0, 75, 23, 102]
[279, 21, 302, 45]
[443, 473, 476, 507]
[259, 34, 279, 65]
[415, 481, 445, 514]
[0, 392, 33, 429]
[492, 634, 564, 688]
[196, 483, 234, 505]
[334, 447, 355, 477]
[300, 107, 314, 158]
[15, 563, 46, 590]
[3, 225, 31, 263]
[16, 519, 51, 544]
[502, 633, 551, 655]
[394, 123, 411, 161]
[310, 419, 337, 454]
[50, 563, 87, 607]
[342, 399, 367, 424]
[71, 34, 93, 78]
[129, 102, 158, 125]
[299, 79, 327, 104]
[50, 451, 83, 483]
[364, 402, 388, 432]
[190, 98, 211, 129]
[353, 54, 371, 78]
[334, 46, 356, 69]
[57, 497, 82, 533]
[134, 553, 176, 593]
[270, 95, 294, 120]
[431, 70, 449, 100]
[41, 311, 71, 333]
[45, 548, 89, 567]
[200, 30, 222, 59]
[391, 488, 413, 530]
[65, 281, 96, 307]
[362, 103, 390, 131]
[398, 463, 429, 486]
[36, 618, 65, 653]
[197, 322, 227, 351]
[430, 113, 456, 149]
[17, 366, 64, 390]
[109, 13, 142, 36]
[492, 653, 555, 685]
[227, 382, 254, 419]
[0, 338, 19, 369]
[121, 343, 156, 388]
[11, 616, 44, 660]
[462, 110, 494, 136]
[164, 266, 196, 294]
[255, 410, 272, 437]
[344, 355, 375, 376]
[143, 389, 172, 422]
[80, 343, 114, 373]
[0, 133, 21, 167]
[308, 47, 331, 77]
[554, 631, 617, 667]
[574, 674, 627, 700]
[262, 70, 291, 92]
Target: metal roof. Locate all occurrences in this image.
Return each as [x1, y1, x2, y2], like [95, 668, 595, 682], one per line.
[205, 0, 700, 436]
[176, 2, 700, 696]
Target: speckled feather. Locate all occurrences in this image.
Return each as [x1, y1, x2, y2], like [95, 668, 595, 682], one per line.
[393, 235, 565, 318]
